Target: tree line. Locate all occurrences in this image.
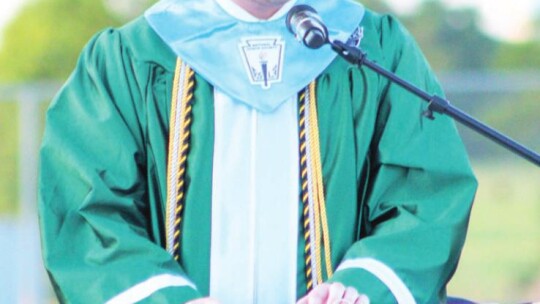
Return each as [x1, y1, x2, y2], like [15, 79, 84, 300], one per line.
[0, 0, 538, 158]
[2, 0, 540, 81]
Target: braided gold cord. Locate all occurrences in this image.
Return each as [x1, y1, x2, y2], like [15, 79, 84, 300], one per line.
[172, 66, 195, 261]
[305, 84, 323, 284]
[165, 58, 183, 254]
[307, 82, 334, 280]
[299, 90, 315, 291]
[312, 178, 323, 284]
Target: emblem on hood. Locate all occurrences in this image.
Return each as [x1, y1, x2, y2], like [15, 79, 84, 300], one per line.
[239, 36, 285, 89]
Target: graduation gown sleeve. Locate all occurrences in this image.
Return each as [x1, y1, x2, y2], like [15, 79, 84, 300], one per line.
[38, 28, 201, 303]
[327, 14, 477, 303]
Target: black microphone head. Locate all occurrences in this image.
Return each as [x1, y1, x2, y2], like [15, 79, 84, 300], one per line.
[286, 5, 328, 49]
[286, 5, 315, 34]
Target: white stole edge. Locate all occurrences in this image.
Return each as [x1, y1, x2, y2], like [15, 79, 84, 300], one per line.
[336, 258, 416, 304]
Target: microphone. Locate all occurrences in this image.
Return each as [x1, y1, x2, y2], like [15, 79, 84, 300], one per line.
[286, 5, 329, 49]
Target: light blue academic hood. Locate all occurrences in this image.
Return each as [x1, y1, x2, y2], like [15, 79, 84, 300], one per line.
[145, 0, 365, 112]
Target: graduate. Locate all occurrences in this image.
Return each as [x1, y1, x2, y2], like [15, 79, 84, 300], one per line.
[38, 0, 477, 303]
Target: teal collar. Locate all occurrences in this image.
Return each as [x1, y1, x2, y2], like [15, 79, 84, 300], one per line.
[145, 0, 364, 112]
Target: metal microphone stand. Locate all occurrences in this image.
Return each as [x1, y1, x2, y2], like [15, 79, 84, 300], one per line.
[330, 40, 540, 167]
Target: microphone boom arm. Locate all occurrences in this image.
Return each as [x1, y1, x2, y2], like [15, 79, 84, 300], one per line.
[330, 40, 540, 167]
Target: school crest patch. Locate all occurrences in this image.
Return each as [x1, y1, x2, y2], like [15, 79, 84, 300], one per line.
[239, 36, 285, 89]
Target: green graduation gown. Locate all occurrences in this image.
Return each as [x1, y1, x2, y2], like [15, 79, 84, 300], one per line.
[38, 9, 477, 304]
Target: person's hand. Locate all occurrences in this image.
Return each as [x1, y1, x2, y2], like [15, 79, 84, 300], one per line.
[186, 297, 220, 304]
[296, 283, 370, 304]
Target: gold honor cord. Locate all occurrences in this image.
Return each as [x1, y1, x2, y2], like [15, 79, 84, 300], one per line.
[298, 82, 334, 290]
[298, 90, 315, 291]
[166, 58, 196, 261]
[307, 82, 333, 280]
[306, 83, 323, 284]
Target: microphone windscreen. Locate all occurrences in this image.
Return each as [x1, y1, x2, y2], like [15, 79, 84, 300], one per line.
[286, 5, 328, 49]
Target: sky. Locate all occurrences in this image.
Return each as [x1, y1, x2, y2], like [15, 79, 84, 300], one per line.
[0, 0, 28, 43]
[0, 0, 539, 42]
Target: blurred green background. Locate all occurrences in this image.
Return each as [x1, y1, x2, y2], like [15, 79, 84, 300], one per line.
[0, 0, 539, 303]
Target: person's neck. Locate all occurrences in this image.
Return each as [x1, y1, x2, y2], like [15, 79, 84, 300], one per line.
[231, 0, 286, 19]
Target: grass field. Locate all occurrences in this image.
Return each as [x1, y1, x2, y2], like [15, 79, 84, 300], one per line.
[448, 161, 540, 303]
